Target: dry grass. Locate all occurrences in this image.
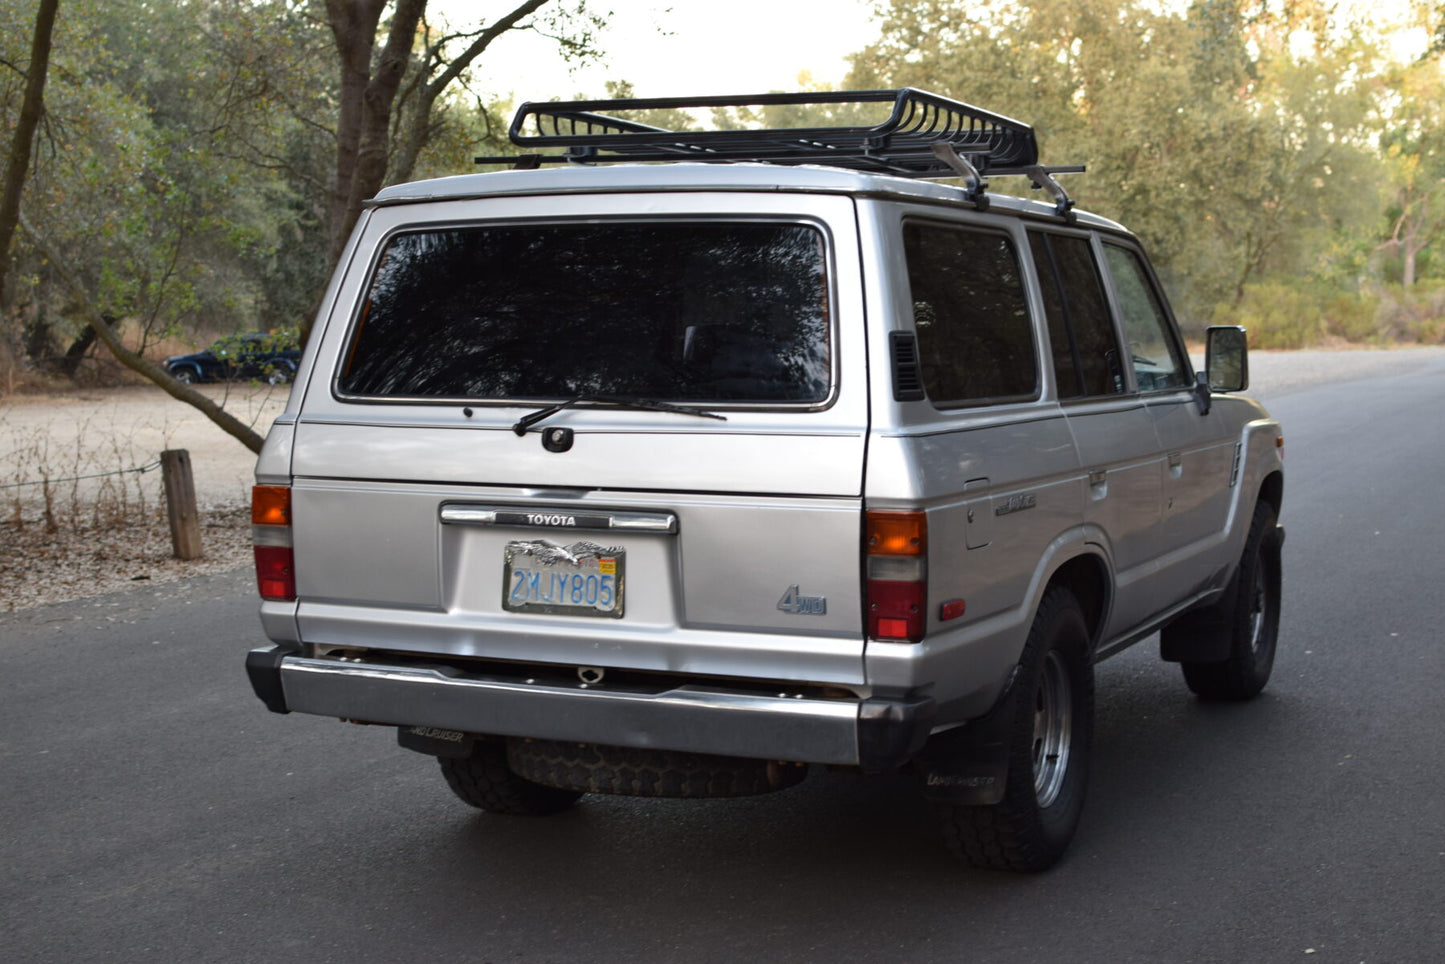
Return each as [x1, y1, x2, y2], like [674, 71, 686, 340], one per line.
[1, 506, 251, 612]
[1, 401, 258, 613]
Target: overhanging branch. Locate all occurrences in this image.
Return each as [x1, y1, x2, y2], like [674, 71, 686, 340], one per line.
[18, 213, 267, 454]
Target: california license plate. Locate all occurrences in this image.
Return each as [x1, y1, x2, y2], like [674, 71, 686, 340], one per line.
[502, 540, 625, 618]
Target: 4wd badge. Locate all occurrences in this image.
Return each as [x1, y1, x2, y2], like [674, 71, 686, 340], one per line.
[777, 585, 827, 616]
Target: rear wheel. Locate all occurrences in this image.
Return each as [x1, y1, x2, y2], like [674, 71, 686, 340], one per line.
[439, 742, 583, 816]
[938, 585, 1094, 872]
[1180, 501, 1282, 701]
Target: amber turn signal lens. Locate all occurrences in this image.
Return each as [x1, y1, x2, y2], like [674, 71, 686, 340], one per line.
[865, 510, 927, 556]
[252, 485, 292, 526]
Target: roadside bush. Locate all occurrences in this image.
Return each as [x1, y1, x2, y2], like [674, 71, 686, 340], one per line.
[1218, 281, 1445, 348]
[1215, 283, 1323, 349]
[1375, 282, 1445, 345]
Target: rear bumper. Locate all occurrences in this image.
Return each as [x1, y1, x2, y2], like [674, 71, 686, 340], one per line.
[245, 646, 933, 771]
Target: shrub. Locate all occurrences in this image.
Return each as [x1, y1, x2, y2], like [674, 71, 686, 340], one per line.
[1215, 281, 1445, 348]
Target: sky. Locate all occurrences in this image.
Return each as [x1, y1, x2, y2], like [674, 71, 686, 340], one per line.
[457, 1, 885, 103]
[445, 1, 1431, 108]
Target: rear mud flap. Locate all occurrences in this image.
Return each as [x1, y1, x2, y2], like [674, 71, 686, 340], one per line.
[915, 668, 1020, 806]
[398, 725, 477, 759]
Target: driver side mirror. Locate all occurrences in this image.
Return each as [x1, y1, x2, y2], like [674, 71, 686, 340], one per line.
[1205, 325, 1249, 393]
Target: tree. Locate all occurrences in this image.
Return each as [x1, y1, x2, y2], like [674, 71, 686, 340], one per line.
[1378, 55, 1445, 285]
[0, 0, 59, 309]
[321, 1, 603, 293]
[19, 212, 266, 451]
[4, 0, 299, 376]
[0, 0, 607, 454]
[846, 0, 1385, 325]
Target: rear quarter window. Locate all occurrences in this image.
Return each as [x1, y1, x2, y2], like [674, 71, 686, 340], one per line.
[903, 221, 1038, 406]
[338, 220, 831, 404]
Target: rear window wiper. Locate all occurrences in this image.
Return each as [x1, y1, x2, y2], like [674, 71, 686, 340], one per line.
[512, 395, 728, 436]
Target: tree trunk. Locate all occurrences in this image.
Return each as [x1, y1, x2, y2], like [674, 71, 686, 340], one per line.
[20, 214, 266, 454]
[390, 0, 550, 184]
[307, 0, 576, 347]
[0, 0, 61, 310]
[325, 0, 388, 266]
[53, 311, 119, 380]
[325, 0, 426, 269]
[23, 313, 55, 371]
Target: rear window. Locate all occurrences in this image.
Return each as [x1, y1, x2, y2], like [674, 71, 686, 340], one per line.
[338, 221, 831, 403]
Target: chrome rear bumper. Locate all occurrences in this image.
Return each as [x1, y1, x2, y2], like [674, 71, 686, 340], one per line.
[246, 646, 932, 770]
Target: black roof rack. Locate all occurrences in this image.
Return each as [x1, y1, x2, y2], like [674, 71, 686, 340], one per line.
[474, 88, 1084, 217]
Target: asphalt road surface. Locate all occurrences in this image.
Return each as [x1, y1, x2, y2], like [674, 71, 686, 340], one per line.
[4, 357, 1443, 963]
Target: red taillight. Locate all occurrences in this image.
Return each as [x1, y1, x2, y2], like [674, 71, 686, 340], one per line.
[254, 545, 296, 601]
[865, 510, 927, 643]
[252, 485, 295, 602]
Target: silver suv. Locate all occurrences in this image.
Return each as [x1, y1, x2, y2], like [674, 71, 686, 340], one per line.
[245, 89, 1284, 871]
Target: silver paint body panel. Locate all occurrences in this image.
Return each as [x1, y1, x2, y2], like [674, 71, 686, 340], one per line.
[255, 162, 1283, 758]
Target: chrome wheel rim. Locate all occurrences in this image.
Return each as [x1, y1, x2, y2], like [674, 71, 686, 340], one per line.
[1032, 650, 1073, 808]
[1247, 563, 1268, 654]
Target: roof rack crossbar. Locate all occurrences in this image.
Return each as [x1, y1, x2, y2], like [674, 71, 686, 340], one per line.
[1021, 164, 1085, 221]
[930, 143, 990, 211]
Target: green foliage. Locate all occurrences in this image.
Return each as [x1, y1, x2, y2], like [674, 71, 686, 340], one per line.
[1216, 283, 1326, 349]
[1376, 56, 1445, 286]
[1, 0, 314, 370]
[5, 0, 1444, 376]
[848, 0, 1412, 330]
[1219, 280, 1443, 348]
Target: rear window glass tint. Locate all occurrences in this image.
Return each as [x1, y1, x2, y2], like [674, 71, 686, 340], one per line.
[339, 221, 830, 403]
[903, 222, 1037, 406]
[1028, 231, 1122, 398]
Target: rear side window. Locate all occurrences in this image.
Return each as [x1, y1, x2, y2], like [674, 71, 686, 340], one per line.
[903, 222, 1037, 406]
[1028, 231, 1123, 398]
[339, 221, 830, 403]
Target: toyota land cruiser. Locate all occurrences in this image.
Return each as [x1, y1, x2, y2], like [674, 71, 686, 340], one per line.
[245, 89, 1285, 871]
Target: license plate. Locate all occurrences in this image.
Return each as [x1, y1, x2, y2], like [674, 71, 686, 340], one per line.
[502, 540, 625, 618]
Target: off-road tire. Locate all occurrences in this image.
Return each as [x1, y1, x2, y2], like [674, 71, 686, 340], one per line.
[506, 739, 807, 798]
[1180, 501, 1282, 701]
[938, 585, 1094, 872]
[439, 741, 583, 816]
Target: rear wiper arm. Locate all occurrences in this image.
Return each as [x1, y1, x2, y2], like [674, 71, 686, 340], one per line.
[512, 395, 727, 436]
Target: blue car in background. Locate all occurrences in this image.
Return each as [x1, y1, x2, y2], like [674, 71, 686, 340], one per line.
[164, 333, 301, 385]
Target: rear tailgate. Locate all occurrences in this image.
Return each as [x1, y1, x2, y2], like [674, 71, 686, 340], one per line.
[286, 191, 871, 686]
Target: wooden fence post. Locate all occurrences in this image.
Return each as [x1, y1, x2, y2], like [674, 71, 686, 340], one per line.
[160, 449, 202, 560]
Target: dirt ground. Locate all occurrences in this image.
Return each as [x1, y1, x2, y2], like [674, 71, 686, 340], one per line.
[1, 383, 285, 612]
[3, 345, 1444, 613]
[1, 382, 284, 506]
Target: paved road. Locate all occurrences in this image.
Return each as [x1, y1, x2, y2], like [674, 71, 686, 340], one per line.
[4, 358, 1444, 963]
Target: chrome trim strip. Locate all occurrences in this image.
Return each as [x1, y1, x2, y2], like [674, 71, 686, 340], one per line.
[278, 657, 860, 764]
[439, 507, 497, 525]
[439, 504, 678, 534]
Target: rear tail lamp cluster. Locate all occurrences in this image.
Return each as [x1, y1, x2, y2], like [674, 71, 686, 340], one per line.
[252, 485, 295, 602]
[865, 510, 927, 643]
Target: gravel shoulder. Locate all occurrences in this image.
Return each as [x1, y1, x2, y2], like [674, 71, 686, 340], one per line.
[1244, 345, 1445, 398]
[3, 346, 1443, 612]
